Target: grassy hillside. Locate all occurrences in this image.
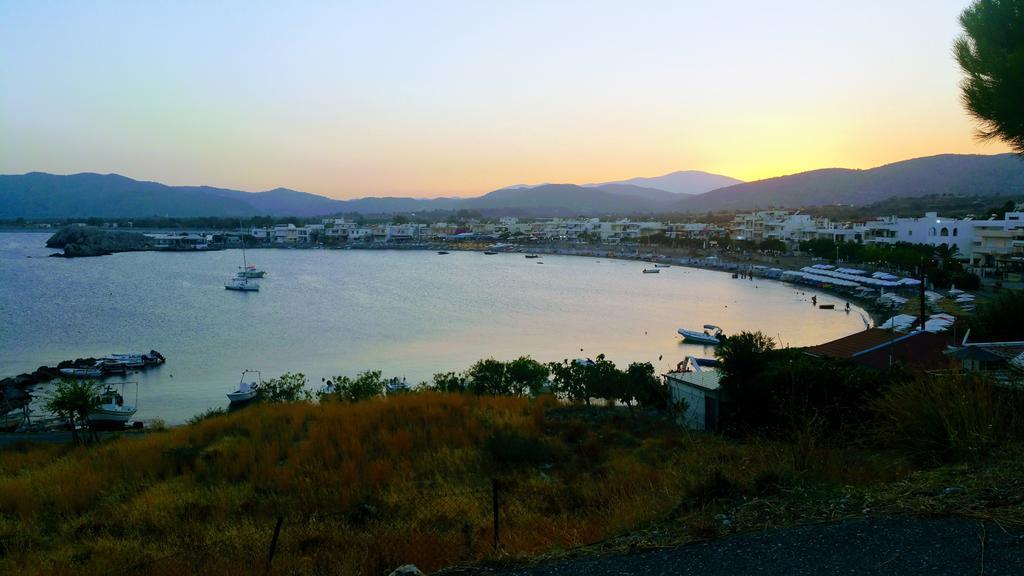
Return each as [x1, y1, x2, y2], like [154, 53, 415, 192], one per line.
[0, 393, 915, 575]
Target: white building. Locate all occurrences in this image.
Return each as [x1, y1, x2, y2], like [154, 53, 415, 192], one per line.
[664, 357, 723, 432]
[863, 212, 974, 254]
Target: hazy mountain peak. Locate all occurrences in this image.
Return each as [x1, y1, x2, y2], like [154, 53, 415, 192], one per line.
[586, 170, 744, 195]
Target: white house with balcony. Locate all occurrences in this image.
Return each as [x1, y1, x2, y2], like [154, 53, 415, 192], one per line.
[970, 211, 1024, 272]
[862, 212, 974, 255]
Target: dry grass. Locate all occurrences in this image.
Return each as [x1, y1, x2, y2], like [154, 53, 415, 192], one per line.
[0, 393, 914, 575]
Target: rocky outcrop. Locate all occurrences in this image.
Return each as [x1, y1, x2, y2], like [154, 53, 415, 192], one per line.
[46, 226, 152, 257]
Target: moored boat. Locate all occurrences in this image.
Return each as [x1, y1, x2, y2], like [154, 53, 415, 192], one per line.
[227, 222, 260, 291]
[654, 264, 671, 268]
[237, 264, 266, 278]
[59, 366, 104, 378]
[642, 268, 660, 274]
[437, 251, 450, 255]
[86, 383, 137, 429]
[525, 254, 540, 259]
[677, 324, 723, 345]
[483, 251, 498, 255]
[227, 370, 262, 403]
[225, 276, 259, 291]
[386, 377, 410, 394]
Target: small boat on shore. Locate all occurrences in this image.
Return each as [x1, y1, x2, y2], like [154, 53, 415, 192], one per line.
[483, 251, 498, 255]
[654, 263, 671, 268]
[525, 254, 540, 259]
[227, 370, 262, 404]
[678, 325, 723, 345]
[437, 251, 450, 255]
[86, 383, 137, 429]
[642, 268, 660, 274]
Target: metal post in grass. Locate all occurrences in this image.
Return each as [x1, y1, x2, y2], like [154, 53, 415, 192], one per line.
[492, 478, 500, 551]
[265, 516, 284, 576]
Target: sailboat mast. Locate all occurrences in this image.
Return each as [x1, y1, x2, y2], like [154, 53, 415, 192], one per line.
[239, 220, 248, 269]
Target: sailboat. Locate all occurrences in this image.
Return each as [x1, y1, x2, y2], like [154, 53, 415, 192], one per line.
[226, 224, 260, 291]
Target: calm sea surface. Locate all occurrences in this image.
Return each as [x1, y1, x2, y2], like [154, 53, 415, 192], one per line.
[1, 232, 869, 424]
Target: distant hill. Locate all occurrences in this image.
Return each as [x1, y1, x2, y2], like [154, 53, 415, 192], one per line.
[0, 173, 351, 218]
[589, 183, 681, 204]
[588, 170, 743, 195]
[5, 154, 1024, 218]
[674, 154, 1024, 212]
[463, 184, 662, 215]
[0, 173, 664, 218]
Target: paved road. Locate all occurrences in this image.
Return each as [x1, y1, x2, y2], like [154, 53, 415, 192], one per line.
[489, 517, 1024, 576]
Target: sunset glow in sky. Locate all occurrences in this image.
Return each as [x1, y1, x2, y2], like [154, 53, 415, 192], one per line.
[0, 1, 1012, 198]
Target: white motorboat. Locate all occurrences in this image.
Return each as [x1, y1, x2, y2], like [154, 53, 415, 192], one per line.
[677, 324, 724, 345]
[386, 377, 410, 394]
[227, 370, 262, 403]
[642, 268, 660, 274]
[86, 383, 137, 429]
[59, 366, 104, 378]
[104, 353, 146, 368]
[225, 276, 259, 291]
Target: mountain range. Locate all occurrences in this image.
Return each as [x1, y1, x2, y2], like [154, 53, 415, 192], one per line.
[1, 154, 1022, 219]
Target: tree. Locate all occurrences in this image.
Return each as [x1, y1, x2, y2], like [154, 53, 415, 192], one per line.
[971, 289, 1024, 340]
[504, 356, 551, 396]
[955, 0, 1024, 154]
[622, 362, 670, 410]
[257, 372, 311, 403]
[548, 359, 593, 404]
[466, 358, 510, 395]
[715, 331, 776, 429]
[45, 379, 101, 444]
[429, 371, 468, 393]
[320, 370, 385, 403]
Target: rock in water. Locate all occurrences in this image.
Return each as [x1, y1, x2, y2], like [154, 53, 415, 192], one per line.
[46, 226, 151, 257]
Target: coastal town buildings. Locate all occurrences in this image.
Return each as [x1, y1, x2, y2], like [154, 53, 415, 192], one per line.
[231, 205, 1023, 277]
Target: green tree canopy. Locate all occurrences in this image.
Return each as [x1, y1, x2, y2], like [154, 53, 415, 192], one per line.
[321, 370, 386, 403]
[44, 379, 101, 444]
[955, 0, 1024, 154]
[257, 372, 311, 403]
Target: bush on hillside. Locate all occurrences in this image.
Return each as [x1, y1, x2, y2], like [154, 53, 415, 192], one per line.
[871, 372, 1024, 463]
[256, 372, 311, 403]
[321, 370, 386, 403]
[970, 289, 1024, 341]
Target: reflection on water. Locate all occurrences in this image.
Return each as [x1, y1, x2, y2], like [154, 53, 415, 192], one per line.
[1, 233, 868, 423]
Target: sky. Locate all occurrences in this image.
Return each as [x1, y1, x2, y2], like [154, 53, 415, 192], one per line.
[0, 0, 1012, 199]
